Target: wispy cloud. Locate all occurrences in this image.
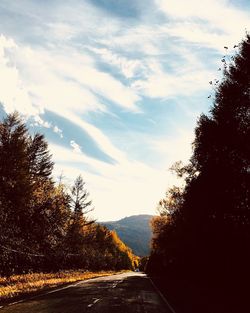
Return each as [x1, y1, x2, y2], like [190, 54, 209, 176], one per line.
[0, 35, 38, 116]
[156, 0, 250, 49]
[0, 0, 248, 220]
[132, 58, 213, 98]
[51, 143, 171, 221]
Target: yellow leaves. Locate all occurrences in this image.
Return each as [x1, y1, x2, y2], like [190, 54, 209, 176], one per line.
[151, 215, 169, 235]
[157, 185, 184, 216]
[111, 230, 129, 253]
[109, 230, 139, 268]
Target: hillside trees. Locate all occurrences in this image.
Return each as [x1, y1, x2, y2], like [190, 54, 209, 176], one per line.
[148, 34, 250, 281]
[80, 224, 138, 271]
[0, 112, 136, 275]
[102, 215, 153, 256]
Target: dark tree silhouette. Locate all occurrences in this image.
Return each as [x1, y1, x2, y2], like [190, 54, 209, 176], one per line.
[147, 35, 250, 308]
[184, 34, 250, 280]
[0, 113, 56, 273]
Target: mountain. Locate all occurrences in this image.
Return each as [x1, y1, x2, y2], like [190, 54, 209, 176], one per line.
[101, 214, 154, 256]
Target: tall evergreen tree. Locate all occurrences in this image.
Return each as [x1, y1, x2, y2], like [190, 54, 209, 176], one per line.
[0, 113, 33, 251]
[0, 112, 55, 273]
[70, 175, 93, 218]
[64, 175, 94, 263]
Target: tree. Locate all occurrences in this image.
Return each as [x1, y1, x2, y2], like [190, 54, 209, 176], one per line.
[0, 112, 136, 274]
[0, 113, 33, 244]
[0, 112, 57, 274]
[70, 175, 93, 219]
[148, 186, 184, 276]
[147, 34, 250, 282]
[64, 175, 95, 266]
[0, 112, 38, 274]
[28, 133, 54, 182]
[30, 181, 71, 271]
[184, 34, 250, 279]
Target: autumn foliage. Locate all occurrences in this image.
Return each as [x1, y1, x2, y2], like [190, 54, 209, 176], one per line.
[0, 112, 137, 276]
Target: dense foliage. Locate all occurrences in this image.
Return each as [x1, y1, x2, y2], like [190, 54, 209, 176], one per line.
[0, 113, 137, 276]
[147, 35, 250, 284]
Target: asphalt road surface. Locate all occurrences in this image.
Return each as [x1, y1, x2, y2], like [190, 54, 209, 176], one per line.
[0, 272, 175, 313]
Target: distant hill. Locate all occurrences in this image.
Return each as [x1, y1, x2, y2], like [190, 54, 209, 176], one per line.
[101, 214, 154, 256]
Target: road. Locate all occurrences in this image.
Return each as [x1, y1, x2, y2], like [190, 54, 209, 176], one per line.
[0, 272, 174, 313]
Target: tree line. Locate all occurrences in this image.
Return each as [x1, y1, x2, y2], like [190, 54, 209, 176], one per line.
[0, 113, 138, 276]
[147, 34, 250, 286]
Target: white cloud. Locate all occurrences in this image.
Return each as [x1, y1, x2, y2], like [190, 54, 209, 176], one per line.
[132, 58, 213, 98]
[1, 37, 140, 116]
[0, 34, 139, 168]
[53, 126, 63, 138]
[30, 116, 64, 138]
[49, 126, 194, 222]
[98, 25, 162, 56]
[5, 44, 106, 115]
[64, 111, 127, 163]
[1, 0, 248, 222]
[76, 66, 140, 112]
[90, 47, 145, 79]
[0, 35, 39, 116]
[151, 128, 194, 165]
[50, 143, 171, 221]
[70, 140, 82, 154]
[156, 0, 250, 50]
[47, 22, 78, 41]
[33, 115, 51, 128]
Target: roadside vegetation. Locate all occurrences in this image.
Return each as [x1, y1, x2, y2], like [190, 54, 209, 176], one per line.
[0, 270, 125, 302]
[0, 112, 138, 300]
[147, 34, 250, 312]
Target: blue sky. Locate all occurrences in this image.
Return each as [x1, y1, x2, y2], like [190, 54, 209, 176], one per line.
[0, 0, 249, 221]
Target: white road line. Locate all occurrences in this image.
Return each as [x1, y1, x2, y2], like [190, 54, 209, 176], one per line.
[44, 279, 87, 295]
[0, 277, 98, 310]
[148, 277, 177, 313]
[112, 279, 123, 288]
[8, 300, 24, 306]
[87, 298, 100, 307]
[0, 273, 125, 310]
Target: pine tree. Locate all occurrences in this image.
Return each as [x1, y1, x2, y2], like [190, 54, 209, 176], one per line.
[70, 175, 93, 219]
[0, 112, 56, 273]
[64, 175, 94, 265]
[0, 113, 33, 250]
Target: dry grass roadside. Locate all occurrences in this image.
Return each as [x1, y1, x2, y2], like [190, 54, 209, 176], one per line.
[0, 270, 123, 303]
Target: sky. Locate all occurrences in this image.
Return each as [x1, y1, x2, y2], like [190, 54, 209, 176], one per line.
[0, 0, 249, 221]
